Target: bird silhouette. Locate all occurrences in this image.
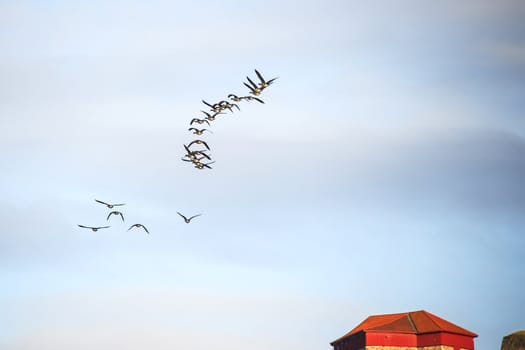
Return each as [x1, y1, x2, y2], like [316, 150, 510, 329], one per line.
[107, 211, 125, 222]
[128, 224, 149, 234]
[201, 110, 223, 121]
[78, 224, 110, 232]
[177, 212, 202, 223]
[218, 100, 240, 112]
[194, 161, 215, 169]
[190, 118, 211, 126]
[188, 139, 210, 151]
[183, 144, 212, 161]
[244, 77, 262, 96]
[95, 199, 125, 209]
[202, 100, 222, 114]
[254, 69, 278, 89]
[228, 94, 264, 104]
[188, 127, 213, 135]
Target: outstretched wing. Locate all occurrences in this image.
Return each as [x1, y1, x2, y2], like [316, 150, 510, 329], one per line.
[95, 199, 109, 206]
[188, 214, 202, 221]
[177, 212, 188, 221]
[243, 82, 255, 93]
[246, 76, 258, 89]
[254, 69, 265, 84]
[202, 100, 214, 108]
[78, 224, 90, 229]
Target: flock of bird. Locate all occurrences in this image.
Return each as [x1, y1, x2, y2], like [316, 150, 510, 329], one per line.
[77, 199, 202, 234]
[78, 69, 277, 234]
[182, 69, 278, 169]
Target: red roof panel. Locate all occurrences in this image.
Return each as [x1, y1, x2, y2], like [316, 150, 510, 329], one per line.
[331, 310, 477, 344]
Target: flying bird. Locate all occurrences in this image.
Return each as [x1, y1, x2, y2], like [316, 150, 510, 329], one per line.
[188, 139, 210, 151]
[128, 223, 149, 234]
[202, 100, 222, 114]
[218, 100, 240, 112]
[183, 144, 211, 161]
[95, 199, 125, 209]
[190, 118, 210, 126]
[201, 110, 223, 121]
[244, 77, 262, 96]
[78, 224, 110, 232]
[188, 127, 213, 135]
[177, 212, 202, 223]
[228, 94, 264, 104]
[254, 69, 278, 89]
[194, 161, 215, 169]
[107, 211, 125, 222]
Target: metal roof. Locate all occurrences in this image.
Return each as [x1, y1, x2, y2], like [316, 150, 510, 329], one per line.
[331, 310, 477, 344]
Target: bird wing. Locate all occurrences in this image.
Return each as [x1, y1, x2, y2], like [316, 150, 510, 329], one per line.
[266, 77, 279, 84]
[78, 224, 90, 229]
[95, 199, 109, 206]
[119, 212, 125, 221]
[200, 152, 211, 160]
[246, 76, 258, 89]
[253, 97, 265, 104]
[177, 212, 188, 221]
[106, 212, 114, 220]
[202, 100, 213, 108]
[201, 141, 210, 150]
[254, 69, 265, 84]
[97, 226, 111, 229]
[113, 203, 125, 206]
[142, 225, 150, 234]
[243, 82, 255, 93]
[188, 214, 202, 221]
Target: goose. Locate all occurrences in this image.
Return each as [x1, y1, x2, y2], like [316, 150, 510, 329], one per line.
[95, 199, 125, 208]
[78, 224, 110, 232]
[201, 110, 223, 121]
[244, 77, 262, 96]
[177, 212, 202, 223]
[188, 139, 210, 151]
[190, 118, 210, 126]
[183, 144, 211, 161]
[218, 100, 240, 112]
[128, 223, 149, 234]
[107, 211, 125, 222]
[254, 69, 278, 89]
[228, 94, 264, 104]
[202, 100, 222, 114]
[188, 127, 213, 135]
[194, 161, 215, 170]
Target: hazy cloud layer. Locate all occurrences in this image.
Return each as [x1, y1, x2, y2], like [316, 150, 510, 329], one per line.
[1, 1, 524, 350]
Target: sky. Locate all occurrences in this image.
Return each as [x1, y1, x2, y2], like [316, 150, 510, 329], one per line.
[1, 1, 524, 349]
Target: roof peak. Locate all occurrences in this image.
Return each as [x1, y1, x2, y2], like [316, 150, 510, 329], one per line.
[331, 310, 477, 345]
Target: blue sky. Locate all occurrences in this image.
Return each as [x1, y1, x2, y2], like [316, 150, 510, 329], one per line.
[1, 1, 524, 349]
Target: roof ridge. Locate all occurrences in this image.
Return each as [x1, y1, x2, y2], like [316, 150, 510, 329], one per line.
[407, 312, 419, 333]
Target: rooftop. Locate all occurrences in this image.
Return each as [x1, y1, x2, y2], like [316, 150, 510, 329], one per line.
[331, 310, 477, 344]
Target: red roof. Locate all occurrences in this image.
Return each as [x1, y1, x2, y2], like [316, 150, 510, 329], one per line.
[332, 310, 477, 344]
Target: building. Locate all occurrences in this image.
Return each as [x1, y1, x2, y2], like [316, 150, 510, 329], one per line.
[330, 310, 477, 350]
